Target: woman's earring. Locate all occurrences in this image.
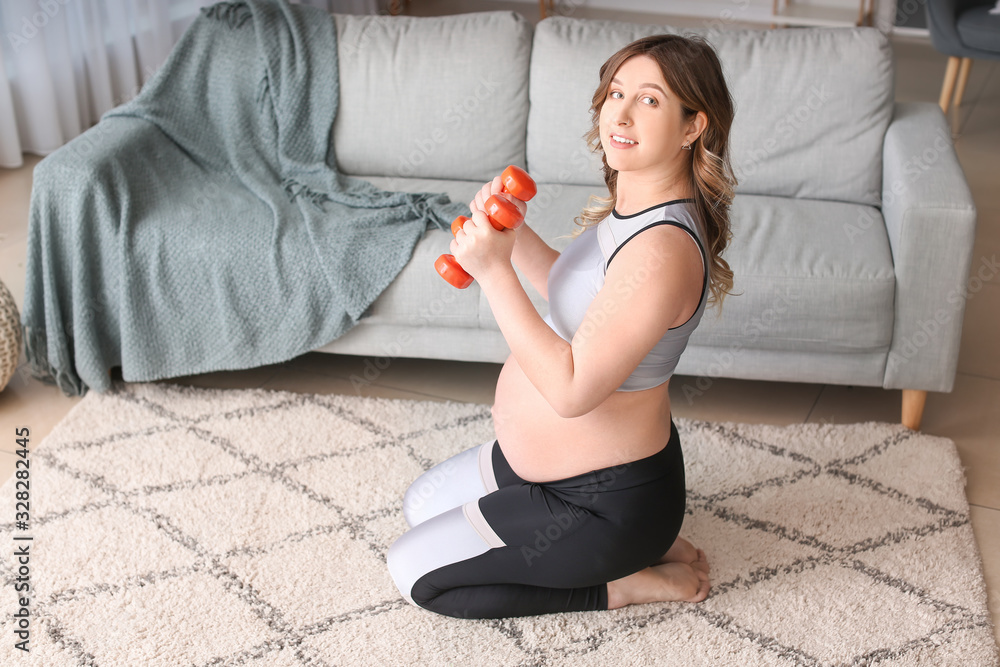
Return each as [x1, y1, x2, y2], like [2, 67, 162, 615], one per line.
[681, 141, 692, 150]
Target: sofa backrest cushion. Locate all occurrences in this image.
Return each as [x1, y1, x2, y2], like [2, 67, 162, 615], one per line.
[527, 18, 893, 206]
[333, 12, 532, 182]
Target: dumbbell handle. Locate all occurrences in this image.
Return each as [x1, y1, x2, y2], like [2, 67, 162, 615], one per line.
[436, 166, 536, 289]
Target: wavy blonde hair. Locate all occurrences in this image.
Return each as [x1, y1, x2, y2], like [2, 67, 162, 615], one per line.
[577, 34, 737, 308]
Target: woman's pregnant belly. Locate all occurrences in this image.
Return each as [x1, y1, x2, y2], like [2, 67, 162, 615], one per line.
[491, 354, 673, 483]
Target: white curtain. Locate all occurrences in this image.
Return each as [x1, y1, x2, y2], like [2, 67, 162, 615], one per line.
[0, 0, 378, 169]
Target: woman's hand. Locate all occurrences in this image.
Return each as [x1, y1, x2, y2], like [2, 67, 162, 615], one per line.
[450, 209, 517, 285]
[470, 176, 528, 221]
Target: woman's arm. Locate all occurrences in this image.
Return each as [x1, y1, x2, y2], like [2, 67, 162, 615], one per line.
[470, 177, 559, 300]
[454, 215, 702, 418]
[510, 223, 560, 301]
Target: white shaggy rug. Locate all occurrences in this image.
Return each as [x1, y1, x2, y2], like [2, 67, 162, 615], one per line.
[0, 381, 996, 666]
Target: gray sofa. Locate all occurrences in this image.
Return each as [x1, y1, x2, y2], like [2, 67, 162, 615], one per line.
[317, 12, 977, 430]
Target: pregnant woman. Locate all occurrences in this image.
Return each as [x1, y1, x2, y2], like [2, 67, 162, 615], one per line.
[387, 32, 737, 619]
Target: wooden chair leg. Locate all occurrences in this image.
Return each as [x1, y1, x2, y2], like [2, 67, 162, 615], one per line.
[954, 57, 973, 109]
[902, 389, 928, 431]
[939, 56, 960, 113]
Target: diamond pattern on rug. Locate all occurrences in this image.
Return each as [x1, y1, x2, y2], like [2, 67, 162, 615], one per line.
[51, 570, 283, 665]
[838, 434, 972, 514]
[302, 602, 531, 666]
[854, 527, 989, 611]
[710, 561, 965, 659]
[682, 423, 818, 499]
[133, 472, 346, 556]
[52, 426, 252, 493]
[29, 504, 201, 600]
[539, 609, 797, 667]
[225, 526, 396, 625]
[284, 442, 425, 516]
[195, 399, 390, 466]
[679, 507, 828, 595]
[713, 471, 943, 550]
[0, 382, 996, 667]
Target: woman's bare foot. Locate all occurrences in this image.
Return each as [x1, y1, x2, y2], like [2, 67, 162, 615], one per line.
[658, 536, 698, 564]
[606, 561, 710, 609]
[657, 536, 710, 575]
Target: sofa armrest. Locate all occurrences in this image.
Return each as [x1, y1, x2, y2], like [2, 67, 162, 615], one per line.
[880, 101, 977, 392]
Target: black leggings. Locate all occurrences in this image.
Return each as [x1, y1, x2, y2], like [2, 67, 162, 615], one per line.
[386, 421, 686, 619]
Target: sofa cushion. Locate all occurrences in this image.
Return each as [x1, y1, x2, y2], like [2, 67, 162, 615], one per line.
[526, 18, 893, 207]
[691, 194, 895, 355]
[333, 12, 532, 182]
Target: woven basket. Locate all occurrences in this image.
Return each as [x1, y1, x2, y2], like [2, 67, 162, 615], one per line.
[0, 279, 22, 392]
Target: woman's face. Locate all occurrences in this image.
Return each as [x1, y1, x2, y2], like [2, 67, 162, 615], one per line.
[598, 55, 695, 178]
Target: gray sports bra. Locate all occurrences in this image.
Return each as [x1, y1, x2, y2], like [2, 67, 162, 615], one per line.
[543, 199, 709, 392]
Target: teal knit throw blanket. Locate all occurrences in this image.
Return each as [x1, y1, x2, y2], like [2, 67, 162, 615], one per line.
[22, 0, 466, 395]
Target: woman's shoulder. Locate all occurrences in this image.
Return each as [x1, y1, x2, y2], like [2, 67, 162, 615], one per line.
[600, 199, 703, 266]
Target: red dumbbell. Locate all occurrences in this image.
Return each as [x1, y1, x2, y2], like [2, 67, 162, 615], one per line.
[435, 165, 537, 289]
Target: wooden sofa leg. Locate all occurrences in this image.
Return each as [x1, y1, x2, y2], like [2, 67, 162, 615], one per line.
[901, 389, 928, 431]
[939, 56, 960, 113]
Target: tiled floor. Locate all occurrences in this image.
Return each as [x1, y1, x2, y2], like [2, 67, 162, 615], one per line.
[0, 3, 997, 649]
